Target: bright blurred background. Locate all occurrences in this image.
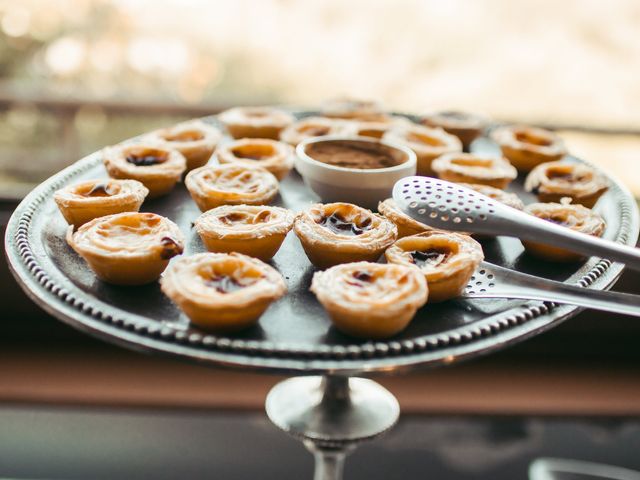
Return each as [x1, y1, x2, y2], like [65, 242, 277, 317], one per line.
[1, 0, 640, 197]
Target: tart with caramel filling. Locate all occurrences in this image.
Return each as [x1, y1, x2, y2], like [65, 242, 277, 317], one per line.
[432, 153, 517, 189]
[54, 179, 148, 228]
[294, 202, 397, 269]
[147, 120, 221, 171]
[67, 212, 184, 285]
[161, 252, 286, 331]
[457, 183, 525, 211]
[185, 164, 279, 212]
[311, 261, 428, 339]
[218, 106, 294, 140]
[525, 161, 608, 208]
[195, 205, 294, 261]
[103, 143, 186, 198]
[492, 125, 567, 172]
[378, 198, 432, 238]
[421, 111, 486, 150]
[217, 138, 294, 180]
[385, 231, 484, 303]
[383, 124, 462, 176]
[279, 117, 353, 146]
[523, 201, 606, 262]
[320, 97, 389, 122]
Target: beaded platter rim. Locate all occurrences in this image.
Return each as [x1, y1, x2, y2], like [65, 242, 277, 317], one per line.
[5, 113, 640, 374]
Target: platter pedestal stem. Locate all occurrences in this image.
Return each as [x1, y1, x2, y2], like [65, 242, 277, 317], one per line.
[265, 375, 400, 480]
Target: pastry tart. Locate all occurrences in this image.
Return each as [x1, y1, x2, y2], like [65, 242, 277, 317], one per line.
[458, 183, 524, 211]
[523, 201, 606, 262]
[492, 125, 567, 172]
[161, 252, 286, 331]
[216, 138, 294, 180]
[67, 212, 184, 285]
[431, 153, 517, 189]
[218, 106, 294, 140]
[349, 117, 414, 139]
[54, 179, 148, 228]
[421, 111, 486, 150]
[294, 202, 397, 269]
[383, 124, 462, 176]
[311, 261, 428, 339]
[279, 116, 352, 146]
[524, 161, 608, 208]
[194, 205, 294, 261]
[185, 164, 279, 212]
[378, 198, 432, 238]
[103, 143, 186, 198]
[320, 97, 388, 122]
[385, 231, 484, 303]
[146, 120, 221, 171]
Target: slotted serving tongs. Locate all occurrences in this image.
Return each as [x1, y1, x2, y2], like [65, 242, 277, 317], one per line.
[392, 177, 640, 317]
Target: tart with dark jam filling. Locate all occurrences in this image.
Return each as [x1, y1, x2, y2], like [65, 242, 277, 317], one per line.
[523, 201, 606, 262]
[54, 179, 149, 228]
[103, 143, 186, 198]
[293, 202, 397, 269]
[525, 161, 608, 208]
[311, 261, 428, 339]
[194, 205, 294, 261]
[161, 252, 286, 331]
[385, 230, 483, 303]
[66, 212, 184, 285]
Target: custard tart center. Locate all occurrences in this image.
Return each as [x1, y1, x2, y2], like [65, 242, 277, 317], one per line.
[163, 130, 204, 142]
[319, 212, 372, 236]
[126, 148, 169, 166]
[300, 125, 330, 136]
[231, 144, 276, 160]
[410, 247, 453, 268]
[77, 182, 119, 197]
[408, 132, 445, 147]
[515, 131, 552, 147]
[451, 157, 493, 168]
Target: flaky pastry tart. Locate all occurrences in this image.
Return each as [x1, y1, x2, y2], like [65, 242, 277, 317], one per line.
[524, 161, 608, 208]
[421, 111, 486, 150]
[146, 120, 221, 171]
[185, 164, 279, 212]
[385, 231, 484, 303]
[279, 116, 353, 146]
[492, 125, 567, 172]
[432, 153, 517, 189]
[523, 201, 606, 262]
[103, 143, 186, 198]
[378, 198, 432, 238]
[311, 262, 428, 339]
[54, 179, 148, 228]
[383, 124, 462, 176]
[194, 205, 294, 261]
[160, 252, 286, 331]
[218, 106, 294, 140]
[216, 138, 294, 180]
[294, 203, 397, 269]
[67, 212, 184, 285]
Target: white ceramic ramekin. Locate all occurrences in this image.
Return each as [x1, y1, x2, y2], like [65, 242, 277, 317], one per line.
[294, 136, 417, 209]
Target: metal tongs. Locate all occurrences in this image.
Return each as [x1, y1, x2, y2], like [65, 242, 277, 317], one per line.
[392, 177, 640, 317]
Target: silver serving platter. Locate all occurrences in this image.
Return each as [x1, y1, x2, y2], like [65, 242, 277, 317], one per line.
[5, 113, 639, 376]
